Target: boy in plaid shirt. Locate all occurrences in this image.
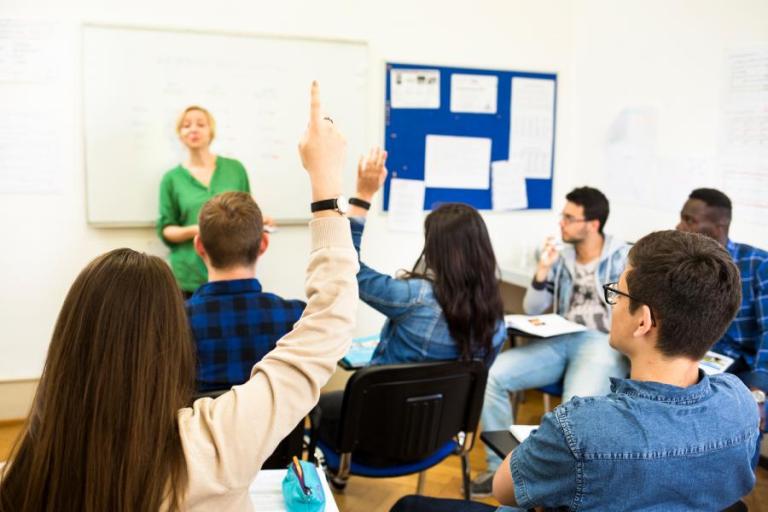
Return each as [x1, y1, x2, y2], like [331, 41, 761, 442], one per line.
[187, 192, 305, 392]
[677, 188, 768, 392]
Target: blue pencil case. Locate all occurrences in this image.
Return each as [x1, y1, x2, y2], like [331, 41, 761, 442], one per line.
[282, 457, 326, 512]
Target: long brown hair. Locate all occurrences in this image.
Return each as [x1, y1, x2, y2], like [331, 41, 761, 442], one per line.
[405, 203, 504, 363]
[0, 249, 195, 511]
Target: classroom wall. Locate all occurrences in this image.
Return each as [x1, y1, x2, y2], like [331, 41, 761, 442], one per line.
[1, 0, 765, 417]
[567, 0, 768, 247]
[0, 0, 573, 404]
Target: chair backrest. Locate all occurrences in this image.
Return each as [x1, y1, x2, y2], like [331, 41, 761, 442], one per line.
[191, 389, 304, 469]
[334, 361, 487, 462]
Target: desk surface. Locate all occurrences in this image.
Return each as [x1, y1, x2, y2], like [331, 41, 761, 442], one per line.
[250, 469, 339, 511]
[480, 430, 520, 459]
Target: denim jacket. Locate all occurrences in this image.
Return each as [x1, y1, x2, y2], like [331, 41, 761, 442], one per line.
[510, 372, 759, 511]
[523, 235, 629, 317]
[350, 218, 506, 367]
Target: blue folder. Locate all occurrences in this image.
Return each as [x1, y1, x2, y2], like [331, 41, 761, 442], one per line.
[340, 335, 380, 369]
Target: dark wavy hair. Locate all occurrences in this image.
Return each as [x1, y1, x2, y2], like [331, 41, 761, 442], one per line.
[405, 203, 504, 362]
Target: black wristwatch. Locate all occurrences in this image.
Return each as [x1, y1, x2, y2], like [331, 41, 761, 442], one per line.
[348, 197, 371, 210]
[310, 196, 349, 215]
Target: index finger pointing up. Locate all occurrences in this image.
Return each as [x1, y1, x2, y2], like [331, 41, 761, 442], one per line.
[310, 80, 322, 125]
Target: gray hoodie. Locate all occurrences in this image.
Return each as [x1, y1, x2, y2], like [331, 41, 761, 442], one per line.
[523, 234, 630, 318]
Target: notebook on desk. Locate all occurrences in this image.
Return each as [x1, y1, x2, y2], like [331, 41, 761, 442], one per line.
[505, 314, 586, 338]
[699, 351, 735, 375]
[340, 334, 380, 369]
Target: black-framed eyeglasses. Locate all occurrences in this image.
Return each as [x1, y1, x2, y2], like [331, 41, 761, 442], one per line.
[559, 213, 588, 225]
[602, 282, 657, 326]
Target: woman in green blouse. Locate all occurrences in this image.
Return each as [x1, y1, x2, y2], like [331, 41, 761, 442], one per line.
[157, 106, 251, 296]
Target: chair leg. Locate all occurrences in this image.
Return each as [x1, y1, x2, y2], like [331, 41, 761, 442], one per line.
[416, 470, 427, 495]
[460, 451, 471, 500]
[543, 393, 551, 413]
[510, 390, 524, 420]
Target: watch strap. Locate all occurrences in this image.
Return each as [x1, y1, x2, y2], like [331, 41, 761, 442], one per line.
[310, 198, 338, 213]
[349, 197, 371, 210]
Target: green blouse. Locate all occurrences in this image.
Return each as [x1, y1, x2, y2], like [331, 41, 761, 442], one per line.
[157, 156, 251, 292]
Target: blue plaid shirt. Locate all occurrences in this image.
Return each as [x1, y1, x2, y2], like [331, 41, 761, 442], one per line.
[713, 240, 768, 391]
[186, 279, 305, 392]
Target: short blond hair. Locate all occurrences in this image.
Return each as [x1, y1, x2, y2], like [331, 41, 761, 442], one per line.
[175, 105, 216, 142]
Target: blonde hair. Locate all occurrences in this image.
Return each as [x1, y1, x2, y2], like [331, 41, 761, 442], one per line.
[175, 105, 216, 142]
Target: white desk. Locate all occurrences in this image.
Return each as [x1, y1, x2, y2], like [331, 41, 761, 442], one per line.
[250, 469, 339, 511]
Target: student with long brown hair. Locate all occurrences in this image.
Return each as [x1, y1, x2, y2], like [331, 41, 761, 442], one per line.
[0, 82, 357, 512]
[347, 148, 506, 366]
[314, 149, 506, 454]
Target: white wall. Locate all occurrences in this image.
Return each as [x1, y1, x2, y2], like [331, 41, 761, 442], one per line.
[567, 0, 768, 246]
[0, 0, 573, 381]
[1, 0, 766, 384]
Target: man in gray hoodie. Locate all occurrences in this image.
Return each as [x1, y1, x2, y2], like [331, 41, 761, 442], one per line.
[471, 187, 630, 497]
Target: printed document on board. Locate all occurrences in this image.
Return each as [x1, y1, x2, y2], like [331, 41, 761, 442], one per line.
[450, 74, 498, 114]
[388, 178, 425, 232]
[509, 77, 555, 179]
[390, 69, 440, 109]
[424, 134, 491, 189]
[492, 159, 528, 210]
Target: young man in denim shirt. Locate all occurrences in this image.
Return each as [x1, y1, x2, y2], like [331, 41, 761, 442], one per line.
[474, 187, 629, 495]
[394, 230, 758, 511]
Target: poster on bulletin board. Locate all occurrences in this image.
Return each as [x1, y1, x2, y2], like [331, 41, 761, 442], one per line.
[383, 62, 557, 214]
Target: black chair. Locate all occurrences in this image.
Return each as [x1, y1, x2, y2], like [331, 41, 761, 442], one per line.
[316, 361, 488, 499]
[191, 389, 305, 469]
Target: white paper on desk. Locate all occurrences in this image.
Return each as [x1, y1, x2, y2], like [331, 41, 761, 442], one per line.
[504, 313, 586, 338]
[424, 135, 491, 189]
[388, 178, 425, 232]
[450, 74, 498, 114]
[509, 77, 555, 179]
[492, 160, 528, 210]
[509, 424, 539, 443]
[390, 69, 440, 109]
[699, 350, 735, 376]
[249, 469, 340, 511]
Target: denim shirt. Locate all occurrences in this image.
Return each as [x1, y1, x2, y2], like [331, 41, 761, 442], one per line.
[350, 218, 506, 367]
[510, 372, 759, 511]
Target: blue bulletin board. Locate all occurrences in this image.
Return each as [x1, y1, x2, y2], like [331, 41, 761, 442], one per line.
[383, 62, 557, 211]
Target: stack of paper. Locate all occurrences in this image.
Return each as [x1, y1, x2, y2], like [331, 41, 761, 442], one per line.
[504, 314, 586, 338]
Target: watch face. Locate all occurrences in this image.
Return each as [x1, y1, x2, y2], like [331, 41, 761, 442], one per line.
[336, 196, 349, 214]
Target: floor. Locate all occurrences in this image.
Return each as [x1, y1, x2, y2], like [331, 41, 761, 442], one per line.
[1, 391, 766, 511]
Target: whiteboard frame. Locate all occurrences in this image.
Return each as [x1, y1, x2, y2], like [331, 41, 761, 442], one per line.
[80, 22, 369, 228]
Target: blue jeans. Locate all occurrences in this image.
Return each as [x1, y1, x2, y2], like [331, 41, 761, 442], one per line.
[481, 330, 628, 470]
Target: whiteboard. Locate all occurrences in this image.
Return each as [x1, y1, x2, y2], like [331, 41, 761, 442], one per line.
[82, 24, 368, 226]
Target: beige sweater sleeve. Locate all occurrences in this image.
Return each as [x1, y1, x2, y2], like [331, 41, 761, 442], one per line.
[176, 217, 358, 509]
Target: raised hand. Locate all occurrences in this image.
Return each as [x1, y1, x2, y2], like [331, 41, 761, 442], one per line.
[356, 147, 388, 202]
[298, 81, 346, 204]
